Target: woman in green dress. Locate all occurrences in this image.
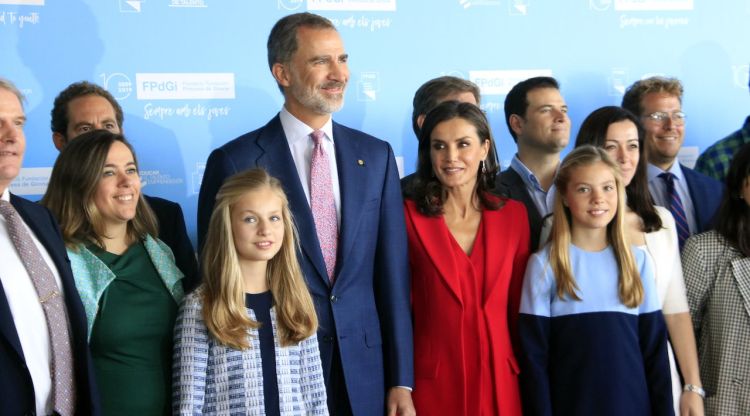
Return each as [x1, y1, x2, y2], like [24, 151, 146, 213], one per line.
[42, 130, 184, 415]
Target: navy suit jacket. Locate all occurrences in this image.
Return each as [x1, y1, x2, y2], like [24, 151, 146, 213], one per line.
[197, 115, 414, 416]
[495, 168, 543, 252]
[681, 164, 723, 233]
[144, 195, 199, 292]
[0, 194, 99, 415]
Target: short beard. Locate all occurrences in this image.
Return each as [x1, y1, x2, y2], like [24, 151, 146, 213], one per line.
[290, 81, 345, 115]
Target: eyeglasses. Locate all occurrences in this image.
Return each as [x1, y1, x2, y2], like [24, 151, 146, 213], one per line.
[643, 111, 686, 126]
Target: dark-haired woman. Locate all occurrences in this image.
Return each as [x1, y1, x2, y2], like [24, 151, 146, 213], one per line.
[575, 106, 703, 415]
[404, 101, 529, 415]
[682, 141, 750, 416]
[42, 130, 184, 415]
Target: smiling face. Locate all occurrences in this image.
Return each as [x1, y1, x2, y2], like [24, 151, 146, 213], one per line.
[564, 161, 619, 232]
[0, 88, 26, 192]
[275, 27, 348, 125]
[602, 120, 640, 186]
[231, 186, 286, 265]
[429, 117, 490, 192]
[93, 140, 140, 233]
[640, 92, 684, 170]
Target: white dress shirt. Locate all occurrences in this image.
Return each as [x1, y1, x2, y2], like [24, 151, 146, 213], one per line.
[647, 162, 698, 235]
[279, 107, 342, 225]
[0, 188, 65, 416]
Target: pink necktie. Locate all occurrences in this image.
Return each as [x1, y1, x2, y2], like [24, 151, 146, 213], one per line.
[310, 130, 338, 282]
[0, 200, 76, 416]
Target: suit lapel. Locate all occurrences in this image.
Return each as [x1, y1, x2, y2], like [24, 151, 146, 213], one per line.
[332, 122, 366, 283]
[407, 204, 463, 305]
[255, 117, 329, 285]
[0, 282, 25, 363]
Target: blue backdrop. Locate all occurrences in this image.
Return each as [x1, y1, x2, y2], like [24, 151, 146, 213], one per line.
[2, 0, 748, 245]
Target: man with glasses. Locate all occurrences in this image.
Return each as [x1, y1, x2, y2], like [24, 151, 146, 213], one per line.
[622, 76, 722, 245]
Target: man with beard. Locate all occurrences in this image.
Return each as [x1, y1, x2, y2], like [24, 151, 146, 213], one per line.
[197, 12, 414, 416]
[622, 76, 722, 247]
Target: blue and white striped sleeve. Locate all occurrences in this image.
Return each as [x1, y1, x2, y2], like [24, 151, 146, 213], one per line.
[299, 332, 329, 415]
[172, 292, 209, 415]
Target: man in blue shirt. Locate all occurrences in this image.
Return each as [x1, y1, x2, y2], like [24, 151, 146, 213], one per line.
[497, 76, 570, 251]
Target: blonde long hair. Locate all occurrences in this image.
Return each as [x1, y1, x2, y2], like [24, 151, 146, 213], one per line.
[548, 145, 644, 308]
[200, 168, 317, 349]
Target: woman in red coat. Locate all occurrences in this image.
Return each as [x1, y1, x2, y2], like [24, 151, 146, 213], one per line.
[404, 101, 530, 415]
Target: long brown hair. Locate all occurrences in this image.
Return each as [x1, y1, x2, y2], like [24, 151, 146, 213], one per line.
[200, 168, 317, 349]
[41, 130, 158, 249]
[548, 146, 644, 308]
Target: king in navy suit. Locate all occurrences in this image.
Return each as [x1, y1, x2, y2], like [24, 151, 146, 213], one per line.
[197, 13, 414, 416]
[0, 79, 99, 415]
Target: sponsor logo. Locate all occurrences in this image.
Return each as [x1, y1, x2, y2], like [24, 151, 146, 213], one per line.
[509, 0, 529, 15]
[119, 0, 143, 12]
[9, 167, 52, 196]
[614, 0, 693, 11]
[469, 69, 553, 95]
[590, 0, 612, 11]
[0, 0, 43, 5]
[278, 0, 304, 10]
[169, 0, 207, 8]
[100, 73, 134, 100]
[357, 72, 379, 101]
[458, 0, 501, 9]
[140, 170, 184, 187]
[608, 68, 628, 96]
[307, 0, 396, 12]
[135, 73, 235, 100]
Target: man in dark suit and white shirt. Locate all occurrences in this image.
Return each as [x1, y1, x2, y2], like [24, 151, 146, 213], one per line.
[497, 76, 570, 251]
[622, 76, 722, 245]
[198, 12, 414, 416]
[0, 78, 98, 415]
[49, 81, 199, 292]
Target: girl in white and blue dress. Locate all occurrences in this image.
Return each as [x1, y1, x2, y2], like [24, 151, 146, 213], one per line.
[518, 146, 673, 416]
[172, 168, 328, 415]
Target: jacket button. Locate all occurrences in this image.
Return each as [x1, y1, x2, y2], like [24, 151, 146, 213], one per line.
[329, 295, 338, 303]
[323, 335, 334, 343]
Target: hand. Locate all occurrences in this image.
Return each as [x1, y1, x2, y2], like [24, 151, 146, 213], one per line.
[680, 391, 704, 416]
[386, 387, 416, 416]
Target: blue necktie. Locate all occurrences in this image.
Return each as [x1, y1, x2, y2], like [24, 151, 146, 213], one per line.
[659, 172, 690, 248]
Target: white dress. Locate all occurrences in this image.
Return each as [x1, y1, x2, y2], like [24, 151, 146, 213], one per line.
[641, 205, 690, 414]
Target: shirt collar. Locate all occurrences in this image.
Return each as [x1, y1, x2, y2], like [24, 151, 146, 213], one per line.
[279, 106, 334, 145]
[1, 188, 9, 202]
[647, 161, 685, 182]
[510, 154, 546, 192]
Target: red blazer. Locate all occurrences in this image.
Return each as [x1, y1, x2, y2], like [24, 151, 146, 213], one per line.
[405, 197, 530, 416]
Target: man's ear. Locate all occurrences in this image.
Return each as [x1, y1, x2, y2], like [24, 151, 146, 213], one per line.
[509, 114, 525, 137]
[52, 132, 66, 152]
[271, 62, 291, 88]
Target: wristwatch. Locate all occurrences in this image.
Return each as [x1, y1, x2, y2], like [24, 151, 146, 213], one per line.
[683, 384, 706, 398]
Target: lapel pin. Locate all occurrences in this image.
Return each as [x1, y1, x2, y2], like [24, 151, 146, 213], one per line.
[357, 159, 365, 166]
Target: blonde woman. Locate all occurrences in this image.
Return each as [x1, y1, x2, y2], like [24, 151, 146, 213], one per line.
[519, 146, 673, 415]
[172, 168, 327, 415]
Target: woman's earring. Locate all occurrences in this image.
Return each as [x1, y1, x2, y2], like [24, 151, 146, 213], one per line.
[481, 159, 487, 174]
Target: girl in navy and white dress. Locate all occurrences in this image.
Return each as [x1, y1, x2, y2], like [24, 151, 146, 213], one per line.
[518, 146, 673, 416]
[172, 168, 328, 415]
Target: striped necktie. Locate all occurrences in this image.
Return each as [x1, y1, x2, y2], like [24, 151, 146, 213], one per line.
[659, 172, 690, 248]
[0, 200, 76, 415]
[309, 130, 338, 282]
